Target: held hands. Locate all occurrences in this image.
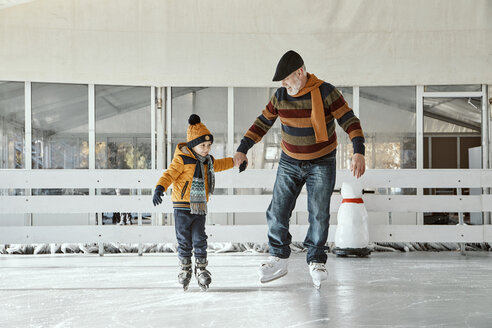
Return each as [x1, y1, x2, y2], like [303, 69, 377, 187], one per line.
[233, 152, 248, 173]
[351, 153, 366, 179]
[239, 161, 247, 172]
[153, 185, 165, 206]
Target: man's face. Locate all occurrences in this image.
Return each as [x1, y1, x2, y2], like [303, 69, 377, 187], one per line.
[282, 70, 303, 96]
[192, 141, 212, 157]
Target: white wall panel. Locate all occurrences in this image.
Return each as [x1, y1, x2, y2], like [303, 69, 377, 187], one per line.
[0, 0, 490, 86]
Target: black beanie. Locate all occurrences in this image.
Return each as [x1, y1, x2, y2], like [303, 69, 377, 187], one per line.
[272, 50, 304, 81]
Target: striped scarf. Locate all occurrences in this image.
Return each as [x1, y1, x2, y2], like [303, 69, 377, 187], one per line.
[189, 151, 215, 215]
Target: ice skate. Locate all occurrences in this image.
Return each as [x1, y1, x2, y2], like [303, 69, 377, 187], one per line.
[258, 256, 288, 283]
[178, 257, 193, 291]
[309, 262, 328, 289]
[195, 257, 212, 291]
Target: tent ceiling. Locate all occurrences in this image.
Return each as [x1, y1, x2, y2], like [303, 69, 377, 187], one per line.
[359, 88, 481, 132]
[424, 98, 481, 132]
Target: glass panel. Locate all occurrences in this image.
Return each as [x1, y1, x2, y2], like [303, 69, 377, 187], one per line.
[425, 85, 481, 92]
[359, 86, 418, 224]
[424, 98, 481, 134]
[32, 83, 88, 169]
[0, 81, 25, 226]
[0, 81, 24, 169]
[423, 96, 483, 225]
[234, 87, 278, 169]
[171, 88, 229, 224]
[336, 87, 353, 169]
[171, 87, 228, 160]
[95, 85, 151, 169]
[360, 86, 416, 169]
[95, 85, 151, 225]
[30, 83, 91, 226]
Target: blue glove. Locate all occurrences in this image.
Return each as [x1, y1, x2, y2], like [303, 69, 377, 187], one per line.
[153, 185, 165, 206]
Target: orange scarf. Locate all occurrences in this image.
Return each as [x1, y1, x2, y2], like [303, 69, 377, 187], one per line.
[291, 74, 327, 142]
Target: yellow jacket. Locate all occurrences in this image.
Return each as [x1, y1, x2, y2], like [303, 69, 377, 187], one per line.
[155, 143, 234, 209]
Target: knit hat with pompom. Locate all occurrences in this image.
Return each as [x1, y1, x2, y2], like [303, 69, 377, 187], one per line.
[186, 114, 213, 149]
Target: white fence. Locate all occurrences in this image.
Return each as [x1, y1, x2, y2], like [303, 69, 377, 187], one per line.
[1, 169, 491, 245]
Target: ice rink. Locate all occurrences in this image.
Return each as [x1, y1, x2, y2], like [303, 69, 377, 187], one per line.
[1, 251, 492, 328]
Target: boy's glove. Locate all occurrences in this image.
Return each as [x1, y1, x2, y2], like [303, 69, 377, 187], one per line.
[239, 161, 247, 173]
[153, 185, 165, 206]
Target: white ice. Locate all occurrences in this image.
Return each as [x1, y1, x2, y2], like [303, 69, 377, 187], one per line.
[1, 252, 492, 328]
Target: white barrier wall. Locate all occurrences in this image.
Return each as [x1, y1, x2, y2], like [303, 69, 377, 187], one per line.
[1, 169, 491, 244]
[0, 0, 491, 87]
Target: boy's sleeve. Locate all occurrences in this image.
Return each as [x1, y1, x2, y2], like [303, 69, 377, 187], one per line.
[213, 157, 234, 172]
[155, 155, 184, 191]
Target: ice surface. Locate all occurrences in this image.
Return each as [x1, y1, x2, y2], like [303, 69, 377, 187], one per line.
[0, 252, 491, 327]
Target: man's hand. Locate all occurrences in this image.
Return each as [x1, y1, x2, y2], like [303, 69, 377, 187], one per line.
[351, 153, 366, 178]
[233, 152, 248, 168]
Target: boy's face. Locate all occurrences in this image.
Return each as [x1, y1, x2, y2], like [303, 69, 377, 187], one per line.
[192, 141, 212, 157]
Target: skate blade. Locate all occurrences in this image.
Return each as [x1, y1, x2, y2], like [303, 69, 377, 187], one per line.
[199, 285, 209, 291]
[259, 270, 288, 284]
[313, 282, 321, 289]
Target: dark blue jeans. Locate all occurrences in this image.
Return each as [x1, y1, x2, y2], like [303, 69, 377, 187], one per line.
[174, 209, 208, 259]
[266, 152, 336, 264]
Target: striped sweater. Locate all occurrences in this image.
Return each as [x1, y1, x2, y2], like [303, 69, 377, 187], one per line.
[237, 83, 365, 160]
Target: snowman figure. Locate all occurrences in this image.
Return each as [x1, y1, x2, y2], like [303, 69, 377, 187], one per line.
[332, 181, 371, 257]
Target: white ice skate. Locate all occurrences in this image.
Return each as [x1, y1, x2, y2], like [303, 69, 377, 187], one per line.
[258, 256, 288, 283]
[309, 262, 328, 289]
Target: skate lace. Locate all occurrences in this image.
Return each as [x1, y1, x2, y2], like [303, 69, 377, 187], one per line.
[261, 256, 280, 268]
[311, 263, 326, 272]
[178, 268, 192, 279]
[196, 268, 212, 276]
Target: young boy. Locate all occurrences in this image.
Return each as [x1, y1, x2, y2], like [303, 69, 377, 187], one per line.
[152, 114, 235, 291]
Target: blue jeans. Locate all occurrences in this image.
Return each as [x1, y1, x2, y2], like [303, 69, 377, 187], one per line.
[174, 209, 208, 259]
[266, 152, 336, 264]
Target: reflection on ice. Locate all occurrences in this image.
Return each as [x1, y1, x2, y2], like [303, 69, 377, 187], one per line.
[0, 252, 491, 327]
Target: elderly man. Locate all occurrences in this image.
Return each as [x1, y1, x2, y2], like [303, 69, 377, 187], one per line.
[233, 50, 366, 287]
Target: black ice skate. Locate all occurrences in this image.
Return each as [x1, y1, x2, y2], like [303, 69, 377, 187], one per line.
[178, 257, 193, 291]
[195, 257, 212, 291]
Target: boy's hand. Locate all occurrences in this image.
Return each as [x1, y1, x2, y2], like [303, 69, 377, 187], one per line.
[153, 186, 165, 206]
[239, 161, 247, 173]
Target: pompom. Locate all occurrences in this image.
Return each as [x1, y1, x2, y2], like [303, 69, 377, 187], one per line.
[188, 114, 201, 125]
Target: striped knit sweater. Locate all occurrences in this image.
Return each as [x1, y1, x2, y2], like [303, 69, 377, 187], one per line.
[237, 83, 365, 160]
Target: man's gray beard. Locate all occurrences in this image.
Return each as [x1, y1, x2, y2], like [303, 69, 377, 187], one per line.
[286, 78, 302, 96]
[286, 88, 299, 96]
